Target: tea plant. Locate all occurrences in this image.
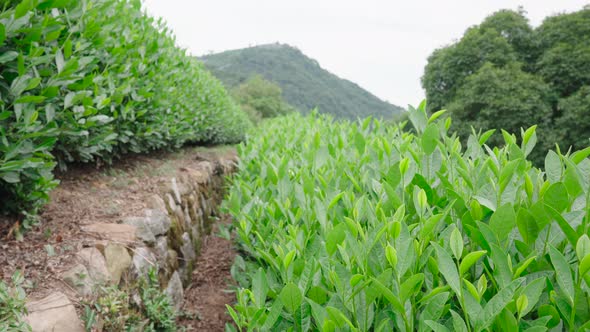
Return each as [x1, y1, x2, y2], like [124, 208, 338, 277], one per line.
[0, 0, 251, 223]
[225, 103, 590, 331]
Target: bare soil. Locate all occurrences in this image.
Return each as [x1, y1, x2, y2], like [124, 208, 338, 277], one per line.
[178, 217, 236, 331]
[0, 145, 237, 327]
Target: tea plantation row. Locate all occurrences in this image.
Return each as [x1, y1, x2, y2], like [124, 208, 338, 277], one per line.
[0, 0, 250, 222]
[225, 104, 590, 331]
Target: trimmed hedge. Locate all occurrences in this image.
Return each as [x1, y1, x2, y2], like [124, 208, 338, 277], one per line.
[0, 0, 251, 223]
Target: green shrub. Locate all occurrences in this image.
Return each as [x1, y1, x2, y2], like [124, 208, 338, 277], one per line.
[225, 103, 590, 330]
[0, 0, 251, 223]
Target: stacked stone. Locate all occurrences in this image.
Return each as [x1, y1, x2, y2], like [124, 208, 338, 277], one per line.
[24, 157, 237, 332]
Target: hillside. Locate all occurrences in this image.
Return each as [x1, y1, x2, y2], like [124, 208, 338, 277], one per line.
[199, 44, 404, 119]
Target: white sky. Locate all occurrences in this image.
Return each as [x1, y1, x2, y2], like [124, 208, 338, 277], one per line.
[142, 0, 588, 108]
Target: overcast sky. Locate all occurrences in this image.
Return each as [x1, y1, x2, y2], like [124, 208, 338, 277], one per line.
[142, 0, 588, 108]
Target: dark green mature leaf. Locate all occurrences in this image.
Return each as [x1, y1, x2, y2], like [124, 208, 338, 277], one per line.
[548, 246, 575, 304]
[0, 24, 5, 46]
[476, 278, 524, 330]
[517, 208, 539, 245]
[279, 282, 303, 314]
[489, 203, 516, 243]
[544, 204, 578, 247]
[432, 243, 461, 295]
[520, 278, 546, 317]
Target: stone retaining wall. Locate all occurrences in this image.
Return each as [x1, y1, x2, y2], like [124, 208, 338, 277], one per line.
[24, 156, 237, 332]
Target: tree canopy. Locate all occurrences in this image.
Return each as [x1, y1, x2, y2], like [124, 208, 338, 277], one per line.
[231, 75, 295, 123]
[422, 6, 590, 162]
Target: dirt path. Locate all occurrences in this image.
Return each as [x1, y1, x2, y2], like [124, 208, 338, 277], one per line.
[0, 145, 238, 328]
[178, 217, 236, 331]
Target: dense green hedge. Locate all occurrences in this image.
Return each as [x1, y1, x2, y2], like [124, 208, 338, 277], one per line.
[0, 0, 251, 222]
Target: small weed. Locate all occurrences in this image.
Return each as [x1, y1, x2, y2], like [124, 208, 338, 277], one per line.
[0, 271, 31, 332]
[81, 268, 176, 332]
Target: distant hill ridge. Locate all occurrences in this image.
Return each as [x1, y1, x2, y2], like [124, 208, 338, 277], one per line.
[199, 43, 404, 119]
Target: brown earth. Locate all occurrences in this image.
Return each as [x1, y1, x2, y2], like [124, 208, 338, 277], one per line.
[0, 145, 238, 328]
[178, 217, 236, 331]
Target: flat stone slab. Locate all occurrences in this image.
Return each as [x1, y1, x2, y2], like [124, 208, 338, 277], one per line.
[81, 223, 137, 244]
[25, 292, 84, 332]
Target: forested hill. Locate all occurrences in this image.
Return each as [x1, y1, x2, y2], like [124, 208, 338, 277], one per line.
[199, 43, 404, 119]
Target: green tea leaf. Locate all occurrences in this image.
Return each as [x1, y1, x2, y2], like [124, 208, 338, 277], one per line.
[422, 123, 439, 155]
[252, 268, 268, 307]
[326, 224, 346, 256]
[545, 151, 562, 183]
[576, 234, 590, 261]
[432, 243, 461, 296]
[279, 282, 303, 314]
[477, 278, 524, 330]
[450, 227, 463, 260]
[548, 246, 574, 304]
[489, 204, 516, 243]
[459, 250, 487, 276]
[543, 182, 569, 213]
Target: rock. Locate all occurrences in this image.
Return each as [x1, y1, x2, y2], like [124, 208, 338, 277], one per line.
[170, 178, 181, 204]
[196, 161, 214, 176]
[146, 194, 168, 215]
[183, 206, 192, 225]
[201, 195, 211, 219]
[164, 271, 184, 311]
[167, 249, 178, 271]
[25, 292, 84, 332]
[165, 193, 176, 213]
[180, 232, 196, 264]
[185, 167, 209, 184]
[131, 247, 157, 277]
[190, 223, 200, 249]
[144, 209, 171, 236]
[154, 236, 169, 267]
[81, 223, 137, 244]
[62, 264, 92, 296]
[174, 205, 185, 228]
[123, 217, 156, 245]
[77, 247, 110, 284]
[187, 193, 196, 205]
[104, 243, 132, 284]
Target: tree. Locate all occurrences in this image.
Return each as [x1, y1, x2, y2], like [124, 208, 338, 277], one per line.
[231, 75, 295, 122]
[534, 8, 590, 98]
[478, 9, 537, 66]
[448, 63, 554, 161]
[422, 6, 590, 164]
[422, 14, 521, 112]
[555, 86, 590, 151]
